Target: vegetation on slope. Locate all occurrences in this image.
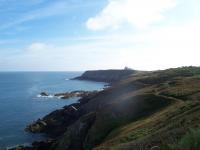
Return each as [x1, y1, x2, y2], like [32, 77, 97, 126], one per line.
[94, 67, 200, 150]
[12, 66, 200, 150]
[169, 127, 200, 150]
[55, 67, 200, 150]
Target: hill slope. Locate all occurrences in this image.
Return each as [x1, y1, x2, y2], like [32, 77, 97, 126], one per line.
[12, 67, 200, 150]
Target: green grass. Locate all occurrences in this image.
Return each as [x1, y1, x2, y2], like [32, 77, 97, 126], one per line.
[169, 127, 200, 150]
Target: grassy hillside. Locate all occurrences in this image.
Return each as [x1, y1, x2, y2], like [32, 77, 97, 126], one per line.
[55, 67, 200, 150]
[94, 67, 200, 150]
[12, 67, 200, 150]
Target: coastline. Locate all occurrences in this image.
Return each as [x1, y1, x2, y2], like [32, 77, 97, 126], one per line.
[11, 87, 110, 150]
[10, 67, 200, 150]
[9, 69, 130, 150]
[25, 89, 104, 136]
[0, 71, 106, 150]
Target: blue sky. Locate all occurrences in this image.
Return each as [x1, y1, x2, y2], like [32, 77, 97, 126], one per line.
[0, 0, 200, 71]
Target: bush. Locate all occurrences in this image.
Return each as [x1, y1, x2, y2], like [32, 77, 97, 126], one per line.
[169, 127, 200, 150]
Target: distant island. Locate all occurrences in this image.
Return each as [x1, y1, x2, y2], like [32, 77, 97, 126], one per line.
[11, 67, 200, 150]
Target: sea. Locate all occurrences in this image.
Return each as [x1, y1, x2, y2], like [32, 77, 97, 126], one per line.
[0, 72, 105, 149]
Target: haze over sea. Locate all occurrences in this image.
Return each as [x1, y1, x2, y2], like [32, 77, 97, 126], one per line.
[0, 72, 105, 149]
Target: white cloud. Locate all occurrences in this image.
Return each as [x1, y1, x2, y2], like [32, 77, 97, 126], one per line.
[86, 0, 177, 30]
[119, 20, 200, 70]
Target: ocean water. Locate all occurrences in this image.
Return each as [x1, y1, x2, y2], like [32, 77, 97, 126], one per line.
[0, 72, 105, 149]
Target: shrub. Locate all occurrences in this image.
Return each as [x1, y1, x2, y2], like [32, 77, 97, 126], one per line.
[169, 127, 200, 150]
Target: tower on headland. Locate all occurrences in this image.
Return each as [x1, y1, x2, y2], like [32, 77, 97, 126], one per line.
[124, 66, 132, 70]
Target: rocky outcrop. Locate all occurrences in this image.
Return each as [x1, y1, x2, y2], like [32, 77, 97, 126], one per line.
[9, 139, 56, 150]
[38, 90, 99, 99]
[26, 102, 82, 136]
[73, 69, 137, 83]
[40, 92, 49, 96]
[26, 92, 98, 137]
[54, 90, 99, 99]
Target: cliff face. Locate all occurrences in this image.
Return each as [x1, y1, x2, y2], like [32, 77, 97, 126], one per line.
[74, 69, 137, 83]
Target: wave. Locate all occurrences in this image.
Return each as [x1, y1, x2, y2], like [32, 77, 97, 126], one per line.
[37, 94, 65, 99]
[37, 94, 54, 98]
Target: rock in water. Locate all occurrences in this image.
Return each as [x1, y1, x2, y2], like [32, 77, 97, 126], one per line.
[40, 92, 49, 96]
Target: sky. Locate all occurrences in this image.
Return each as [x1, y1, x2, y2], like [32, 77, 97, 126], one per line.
[0, 0, 200, 71]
